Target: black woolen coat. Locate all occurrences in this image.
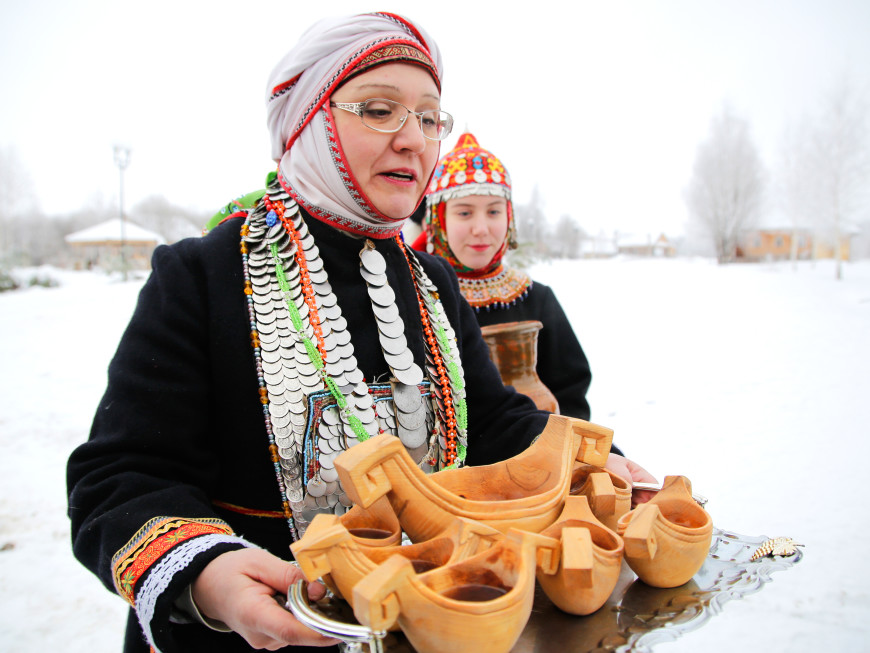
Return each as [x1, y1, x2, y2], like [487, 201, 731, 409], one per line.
[67, 212, 550, 652]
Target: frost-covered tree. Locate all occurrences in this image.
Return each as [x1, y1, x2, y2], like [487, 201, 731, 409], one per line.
[808, 80, 870, 279]
[776, 79, 870, 277]
[0, 146, 39, 264]
[551, 213, 585, 258]
[514, 184, 549, 256]
[776, 120, 818, 266]
[131, 194, 206, 243]
[685, 105, 766, 263]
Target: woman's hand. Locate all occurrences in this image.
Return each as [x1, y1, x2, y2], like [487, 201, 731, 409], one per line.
[192, 548, 339, 650]
[605, 453, 659, 507]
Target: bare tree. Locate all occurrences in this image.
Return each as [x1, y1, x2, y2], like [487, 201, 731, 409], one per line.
[685, 105, 766, 263]
[0, 146, 39, 265]
[550, 213, 586, 258]
[513, 184, 550, 256]
[776, 119, 818, 267]
[132, 195, 206, 243]
[808, 79, 870, 279]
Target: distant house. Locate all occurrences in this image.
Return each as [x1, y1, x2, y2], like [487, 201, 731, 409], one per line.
[65, 219, 165, 270]
[580, 232, 618, 258]
[616, 233, 676, 257]
[736, 228, 854, 262]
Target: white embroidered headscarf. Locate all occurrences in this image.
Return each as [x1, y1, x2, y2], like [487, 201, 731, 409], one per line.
[266, 12, 444, 239]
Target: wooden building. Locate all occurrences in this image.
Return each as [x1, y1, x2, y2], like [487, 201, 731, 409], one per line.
[65, 219, 164, 270]
[736, 228, 853, 262]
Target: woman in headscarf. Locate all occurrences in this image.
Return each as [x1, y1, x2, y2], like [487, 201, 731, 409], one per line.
[68, 13, 653, 653]
[417, 133, 593, 420]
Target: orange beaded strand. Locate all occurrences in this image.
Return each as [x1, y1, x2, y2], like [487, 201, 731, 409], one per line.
[396, 237, 460, 466]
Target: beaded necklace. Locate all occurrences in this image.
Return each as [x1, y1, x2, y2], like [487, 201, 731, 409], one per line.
[396, 236, 467, 465]
[240, 183, 467, 538]
[458, 265, 532, 312]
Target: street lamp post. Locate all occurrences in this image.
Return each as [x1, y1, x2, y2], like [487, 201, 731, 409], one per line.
[113, 145, 131, 281]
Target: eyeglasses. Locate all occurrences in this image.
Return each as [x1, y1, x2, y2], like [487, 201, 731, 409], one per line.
[329, 98, 454, 141]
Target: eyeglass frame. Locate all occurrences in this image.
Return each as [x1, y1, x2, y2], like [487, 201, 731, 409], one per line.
[329, 98, 454, 141]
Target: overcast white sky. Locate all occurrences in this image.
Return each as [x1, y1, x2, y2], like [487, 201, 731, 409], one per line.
[2, 0, 868, 236]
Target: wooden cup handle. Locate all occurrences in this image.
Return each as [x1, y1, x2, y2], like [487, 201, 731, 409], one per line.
[623, 503, 660, 560]
[352, 555, 411, 632]
[560, 527, 594, 587]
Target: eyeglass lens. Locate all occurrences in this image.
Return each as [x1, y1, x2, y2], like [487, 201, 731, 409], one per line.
[360, 99, 452, 140]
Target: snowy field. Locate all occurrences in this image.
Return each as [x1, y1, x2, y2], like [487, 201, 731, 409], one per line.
[1, 256, 868, 652]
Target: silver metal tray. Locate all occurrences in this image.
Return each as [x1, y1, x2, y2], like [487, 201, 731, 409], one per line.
[287, 527, 802, 652]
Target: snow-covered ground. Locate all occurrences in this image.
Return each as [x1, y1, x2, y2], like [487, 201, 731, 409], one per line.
[1, 257, 868, 652]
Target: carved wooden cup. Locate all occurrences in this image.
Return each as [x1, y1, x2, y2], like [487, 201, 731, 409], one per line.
[352, 529, 550, 653]
[616, 475, 712, 588]
[535, 495, 625, 615]
[334, 415, 614, 542]
[569, 463, 633, 531]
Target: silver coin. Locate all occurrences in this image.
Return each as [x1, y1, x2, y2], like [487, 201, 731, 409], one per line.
[296, 359, 318, 379]
[385, 348, 414, 371]
[320, 290, 338, 308]
[321, 435, 339, 454]
[377, 317, 405, 339]
[256, 320, 277, 337]
[398, 423, 428, 449]
[338, 492, 353, 507]
[285, 487, 304, 503]
[284, 263, 301, 282]
[321, 331, 338, 353]
[355, 406, 376, 423]
[331, 372, 349, 388]
[333, 328, 351, 346]
[258, 338, 280, 355]
[360, 247, 387, 275]
[309, 268, 329, 285]
[354, 392, 374, 411]
[341, 421, 360, 440]
[342, 354, 360, 374]
[371, 301, 400, 323]
[367, 284, 396, 307]
[391, 383, 421, 412]
[318, 451, 339, 470]
[258, 329, 282, 346]
[306, 255, 324, 273]
[321, 406, 340, 426]
[283, 387, 305, 406]
[269, 401, 291, 419]
[375, 400, 390, 419]
[320, 304, 342, 321]
[396, 406, 427, 431]
[331, 315, 348, 332]
[334, 342, 355, 362]
[299, 232, 315, 250]
[345, 367, 364, 385]
[379, 331, 408, 355]
[360, 267, 386, 286]
[306, 477, 327, 498]
[262, 368, 284, 387]
[394, 364, 424, 386]
[325, 353, 344, 371]
[251, 289, 277, 306]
